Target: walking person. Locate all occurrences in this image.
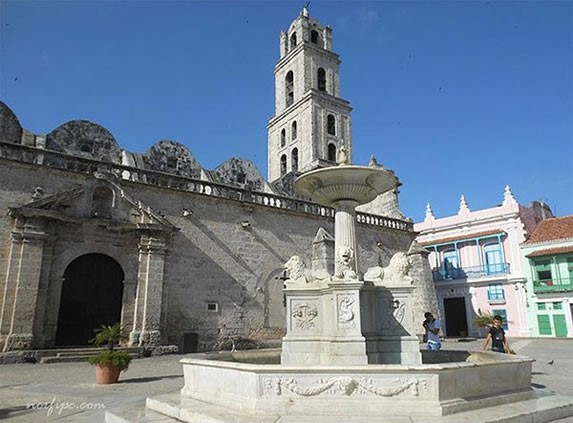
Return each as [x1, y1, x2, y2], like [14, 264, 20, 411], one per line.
[423, 312, 441, 351]
[483, 315, 511, 353]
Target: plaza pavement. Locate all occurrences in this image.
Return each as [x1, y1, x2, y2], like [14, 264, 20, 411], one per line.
[0, 338, 572, 422]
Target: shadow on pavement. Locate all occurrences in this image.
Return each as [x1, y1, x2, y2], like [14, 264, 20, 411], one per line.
[120, 374, 183, 384]
[531, 382, 547, 389]
[0, 405, 35, 419]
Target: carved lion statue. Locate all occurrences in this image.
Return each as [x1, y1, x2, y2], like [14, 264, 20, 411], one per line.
[334, 246, 357, 280]
[284, 255, 332, 285]
[285, 255, 308, 283]
[364, 252, 412, 285]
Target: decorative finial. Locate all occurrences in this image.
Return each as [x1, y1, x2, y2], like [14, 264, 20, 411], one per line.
[502, 185, 517, 206]
[302, 1, 310, 17]
[368, 155, 379, 167]
[337, 144, 349, 166]
[424, 203, 434, 222]
[458, 194, 470, 214]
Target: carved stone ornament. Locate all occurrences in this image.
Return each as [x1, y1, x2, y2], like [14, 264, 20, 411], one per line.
[334, 246, 356, 279]
[263, 376, 427, 398]
[338, 296, 355, 323]
[284, 255, 308, 284]
[364, 252, 412, 285]
[292, 303, 318, 329]
[380, 298, 406, 328]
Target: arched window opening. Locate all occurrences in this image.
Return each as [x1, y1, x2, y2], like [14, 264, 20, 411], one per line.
[291, 121, 297, 140]
[285, 71, 294, 107]
[91, 186, 114, 218]
[291, 148, 299, 173]
[327, 114, 336, 135]
[290, 32, 297, 49]
[311, 30, 319, 44]
[317, 67, 326, 92]
[327, 143, 337, 162]
[280, 154, 287, 176]
[280, 129, 286, 147]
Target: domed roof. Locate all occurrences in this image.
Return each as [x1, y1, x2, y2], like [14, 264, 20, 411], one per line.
[46, 120, 121, 163]
[213, 157, 265, 191]
[0, 101, 23, 144]
[144, 140, 202, 178]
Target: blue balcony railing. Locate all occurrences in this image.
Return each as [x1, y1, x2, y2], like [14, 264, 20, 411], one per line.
[432, 263, 510, 282]
[533, 277, 573, 293]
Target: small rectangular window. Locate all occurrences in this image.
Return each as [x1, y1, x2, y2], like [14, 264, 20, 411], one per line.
[537, 303, 547, 311]
[80, 139, 94, 153]
[166, 157, 178, 169]
[487, 283, 505, 302]
[553, 302, 563, 310]
[206, 302, 218, 312]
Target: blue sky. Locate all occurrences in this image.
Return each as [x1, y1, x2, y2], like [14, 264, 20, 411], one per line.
[1, 0, 572, 222]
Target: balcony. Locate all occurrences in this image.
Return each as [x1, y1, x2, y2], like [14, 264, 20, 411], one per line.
[533, 277, 573, 293]
[432, 263, 510, 282]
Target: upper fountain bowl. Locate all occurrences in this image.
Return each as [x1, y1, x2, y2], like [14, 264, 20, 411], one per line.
[294, 165, 399, 207]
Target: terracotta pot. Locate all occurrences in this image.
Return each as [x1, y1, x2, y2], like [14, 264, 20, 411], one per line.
[95, 364, 121, 384]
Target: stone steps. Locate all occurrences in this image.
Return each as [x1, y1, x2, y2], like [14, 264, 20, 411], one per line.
[38, 347, 141, 364]
[105, 389, 573, 423]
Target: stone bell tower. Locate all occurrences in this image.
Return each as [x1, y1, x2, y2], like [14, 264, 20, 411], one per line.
[267, 6, 353, 183]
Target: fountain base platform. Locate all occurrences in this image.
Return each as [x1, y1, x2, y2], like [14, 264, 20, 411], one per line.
[105, 349, 573, 423]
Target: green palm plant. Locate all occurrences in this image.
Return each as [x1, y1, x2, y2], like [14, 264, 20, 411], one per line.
[473, 311, 495, 328]
[88, 323, 131, 373]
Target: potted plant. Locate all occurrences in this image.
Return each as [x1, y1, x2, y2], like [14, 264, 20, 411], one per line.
[88, 322, 131, 384]
[473, 311, 494, 328]
[473, 310, 494, 337]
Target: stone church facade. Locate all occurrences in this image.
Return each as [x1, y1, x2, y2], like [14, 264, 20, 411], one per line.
[0, 9, 436, 353]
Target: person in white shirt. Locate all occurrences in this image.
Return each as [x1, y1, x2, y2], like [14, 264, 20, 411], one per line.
[423, 312, 441, 351]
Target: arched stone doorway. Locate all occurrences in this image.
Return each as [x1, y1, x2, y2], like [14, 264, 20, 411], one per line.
[55, 253, 124, 346]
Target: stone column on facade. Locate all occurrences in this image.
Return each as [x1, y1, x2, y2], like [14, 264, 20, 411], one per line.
[0, 217, 48, 351]
[129, 232, 168, 347]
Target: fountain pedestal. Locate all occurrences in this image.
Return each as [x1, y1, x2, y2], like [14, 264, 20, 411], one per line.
[282, 280, 368, 366]
[281, 164, 422, 366]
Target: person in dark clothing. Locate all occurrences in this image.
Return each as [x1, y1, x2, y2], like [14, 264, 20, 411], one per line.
[483, 315, 510, 353]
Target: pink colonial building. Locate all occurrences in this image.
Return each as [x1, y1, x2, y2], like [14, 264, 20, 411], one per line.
[414, 186, 553, 338]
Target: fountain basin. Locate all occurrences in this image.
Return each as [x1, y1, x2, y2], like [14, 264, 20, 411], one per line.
[294, 165, 398, 207]
[165, 349, 534, 418]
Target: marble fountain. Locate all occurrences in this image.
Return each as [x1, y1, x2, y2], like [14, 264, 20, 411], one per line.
[107, 159, 573, 422]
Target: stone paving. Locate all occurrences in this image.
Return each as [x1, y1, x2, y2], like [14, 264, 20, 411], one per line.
[0, 338, 572, 422]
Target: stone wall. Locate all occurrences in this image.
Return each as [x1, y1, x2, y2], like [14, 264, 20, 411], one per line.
[0, 149, 427, 352]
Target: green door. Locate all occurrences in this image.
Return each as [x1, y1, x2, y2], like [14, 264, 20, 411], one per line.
[553, 315, 568, 337]
[537, 315, 552, 335]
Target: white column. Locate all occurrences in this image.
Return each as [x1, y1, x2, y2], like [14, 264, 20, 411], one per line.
[333, 199, 359, 277]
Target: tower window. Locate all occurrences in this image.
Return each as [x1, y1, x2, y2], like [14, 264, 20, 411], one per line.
[311, 30, 319, 44]
[291, 148, 299, 173]
[328, 143, 337, 162]
[327, 114, 336, 135]
[317, 68, 326, 92]
[280, 154, 287, 176]
[290, 32, 297, 49]
[280, 129, 286, 147]
[291, 121, 297, 140]
[285, 71, 294, 107]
